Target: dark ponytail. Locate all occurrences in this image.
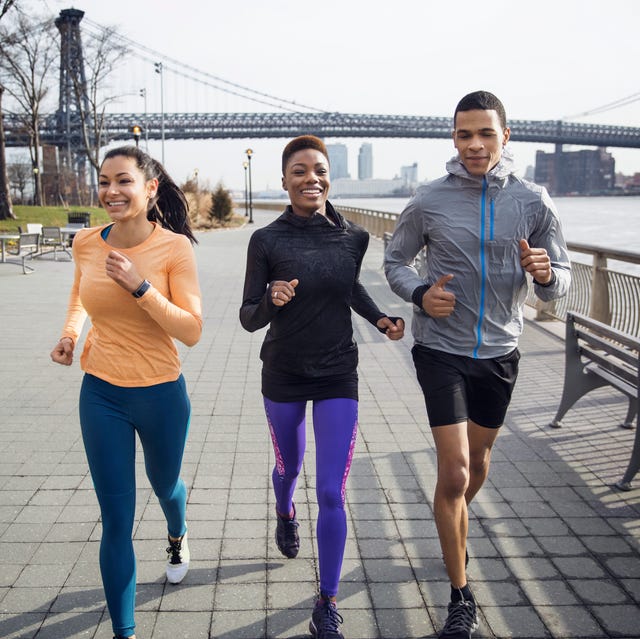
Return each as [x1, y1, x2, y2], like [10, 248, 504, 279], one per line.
[102, 146, 198, 244]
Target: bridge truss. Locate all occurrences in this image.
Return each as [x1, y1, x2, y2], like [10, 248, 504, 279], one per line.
[5, 111, 640, 149]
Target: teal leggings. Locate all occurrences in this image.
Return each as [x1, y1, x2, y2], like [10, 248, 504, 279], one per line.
[79, 373, 191, 637]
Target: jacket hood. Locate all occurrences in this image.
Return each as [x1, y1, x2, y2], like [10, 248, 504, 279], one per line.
[446, 147, 517, 182]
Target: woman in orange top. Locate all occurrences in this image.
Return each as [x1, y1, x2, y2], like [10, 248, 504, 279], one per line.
[50, 146, 202, 639]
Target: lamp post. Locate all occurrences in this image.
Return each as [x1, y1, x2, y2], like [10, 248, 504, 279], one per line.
[131, 125, 142, 148]
[245, 148, 253, 224]
[242, 161, 249, 217]
[32, 165, 40, 206]
[139, 88, 149, 151]
[154, 62, 165, 164]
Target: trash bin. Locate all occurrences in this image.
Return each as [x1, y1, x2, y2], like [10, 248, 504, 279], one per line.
[67, 212, 91, 227]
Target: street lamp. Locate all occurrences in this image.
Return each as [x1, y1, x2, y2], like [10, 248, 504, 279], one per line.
[245, 148, 253, 224]
[139, 88, 149, 151]
[130, 124, 142, 148]
[154, 62, 165, 164]
[32, 165, 40, 206]
[242, 161, 249, 217]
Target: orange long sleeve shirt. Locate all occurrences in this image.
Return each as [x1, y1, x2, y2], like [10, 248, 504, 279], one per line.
[61, 223, 202, 387]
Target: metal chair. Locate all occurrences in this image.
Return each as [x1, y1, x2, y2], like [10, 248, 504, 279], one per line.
[6, 232, 40, 274]
[40, 226, 71, 260]
[26, 223, 43, 235]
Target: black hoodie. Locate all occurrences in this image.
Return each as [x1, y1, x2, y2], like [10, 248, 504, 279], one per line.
[240, 202, 386, 401]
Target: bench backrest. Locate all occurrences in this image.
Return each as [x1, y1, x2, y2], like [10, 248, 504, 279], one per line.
[567, 311, 639, 389]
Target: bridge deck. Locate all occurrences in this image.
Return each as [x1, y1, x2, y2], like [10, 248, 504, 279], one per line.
[0, 208, 638, 638]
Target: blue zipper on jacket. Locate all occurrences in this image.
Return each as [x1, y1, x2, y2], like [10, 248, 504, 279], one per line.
[473, 179, 490, 358]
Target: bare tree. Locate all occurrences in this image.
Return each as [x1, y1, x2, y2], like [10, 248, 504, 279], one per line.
[0, 0, 17, 21]
[0, 11, 57, 206]
[0, 0, 18, 219]
[7, 159, 30, 202]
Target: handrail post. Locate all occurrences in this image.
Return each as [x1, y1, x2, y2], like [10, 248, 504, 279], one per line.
[589, 252, 611, 324]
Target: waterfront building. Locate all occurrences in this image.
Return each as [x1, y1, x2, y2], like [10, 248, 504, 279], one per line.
[326, 143, 350, 180]
[535, 147, 615, 195]
[358, 143, 373, 180]
[400, 162, 418, 188]
[330, 177, 405, 197]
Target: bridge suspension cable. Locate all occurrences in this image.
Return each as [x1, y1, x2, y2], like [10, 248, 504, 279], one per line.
[563, 91, 640, 120]
[82, 18, 330, 114]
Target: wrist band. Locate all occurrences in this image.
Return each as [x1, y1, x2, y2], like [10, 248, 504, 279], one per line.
[132, 279, 151, 298]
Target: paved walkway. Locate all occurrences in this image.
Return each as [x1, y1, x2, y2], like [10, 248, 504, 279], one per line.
[1, 208, 639, 639]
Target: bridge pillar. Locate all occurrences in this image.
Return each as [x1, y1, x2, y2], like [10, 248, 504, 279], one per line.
[55, 8, 92, 205]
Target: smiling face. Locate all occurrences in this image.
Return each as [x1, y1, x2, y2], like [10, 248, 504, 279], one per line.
[453, 109, 511, 176]
[98, 155, 158, 222]
[282, 148, 330, 217]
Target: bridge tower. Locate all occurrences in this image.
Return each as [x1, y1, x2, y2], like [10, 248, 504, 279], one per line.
[54, 8, 92, 204]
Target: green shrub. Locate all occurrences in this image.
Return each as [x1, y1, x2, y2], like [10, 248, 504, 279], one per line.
[208, 183, 234, 223]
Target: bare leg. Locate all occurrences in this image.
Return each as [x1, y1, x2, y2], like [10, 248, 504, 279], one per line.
[431, 421, 469, 588]
[465, 419, 500, 505]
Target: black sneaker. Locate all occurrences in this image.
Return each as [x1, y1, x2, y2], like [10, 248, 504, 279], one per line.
[309, 597, 344, 639]
[275, 504, 300, 558]
[439, 598, 478, 639]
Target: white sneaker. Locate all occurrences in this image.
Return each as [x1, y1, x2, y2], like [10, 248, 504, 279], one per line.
[165, 531, 190, 584]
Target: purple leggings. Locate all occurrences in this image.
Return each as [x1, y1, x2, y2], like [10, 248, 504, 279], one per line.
[264, 397, 358, 597]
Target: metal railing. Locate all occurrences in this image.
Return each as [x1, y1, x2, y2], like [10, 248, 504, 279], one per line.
[335, 205, 640, 339]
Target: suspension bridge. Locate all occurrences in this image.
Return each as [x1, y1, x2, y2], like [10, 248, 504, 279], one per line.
[3, 9, 640, 150]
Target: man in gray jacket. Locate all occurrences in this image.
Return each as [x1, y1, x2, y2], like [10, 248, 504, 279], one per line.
[384, 90, 570, 639]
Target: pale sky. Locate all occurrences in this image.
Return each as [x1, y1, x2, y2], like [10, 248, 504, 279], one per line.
[35, 0, 640, 191]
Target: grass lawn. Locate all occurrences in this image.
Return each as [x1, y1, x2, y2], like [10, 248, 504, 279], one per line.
[0, 205, 109, 233]
[0, 205, 248, 233]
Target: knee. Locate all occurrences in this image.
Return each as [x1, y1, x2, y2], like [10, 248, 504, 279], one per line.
[469, 450, 491, 479]
[469, 448, 491, 477]
[316, 484, 344, 511]
[437, 463, 469, 499]
[153, 477, 184, 502]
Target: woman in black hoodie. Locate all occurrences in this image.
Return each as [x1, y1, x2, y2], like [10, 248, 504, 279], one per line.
[240, 135, 404, 639]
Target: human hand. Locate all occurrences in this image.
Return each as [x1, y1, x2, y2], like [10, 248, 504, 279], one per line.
[271, 278, 299, 307]
[105, 250, 144, 293]
[519, 239, 552, 284]
[377, 316, 405, 340]
[50, 337, 74, 366]
[422, 274, 455, 318]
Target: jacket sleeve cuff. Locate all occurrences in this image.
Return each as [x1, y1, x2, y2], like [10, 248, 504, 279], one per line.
[411, 284, 430, 307]
[534, 271, 556, 288]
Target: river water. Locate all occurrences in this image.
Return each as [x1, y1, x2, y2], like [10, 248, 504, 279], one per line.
[335, 195, 640, 275]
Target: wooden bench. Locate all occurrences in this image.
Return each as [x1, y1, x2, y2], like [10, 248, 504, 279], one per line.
[550, 311, 639, 490]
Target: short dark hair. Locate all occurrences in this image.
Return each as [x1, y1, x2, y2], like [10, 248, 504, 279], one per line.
[282, 135, 329, 174]
[454, 91, 507, 129]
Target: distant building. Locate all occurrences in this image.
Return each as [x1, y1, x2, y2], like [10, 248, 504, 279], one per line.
[358, 143, 373, 180]
[534, 147, 615, 195]
[327, 144, 350, 179]
[400, 162, 418, 188]
[330, 177, 405, 197]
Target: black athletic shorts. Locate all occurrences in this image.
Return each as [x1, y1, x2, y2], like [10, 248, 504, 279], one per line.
[411, 344, 520, 428]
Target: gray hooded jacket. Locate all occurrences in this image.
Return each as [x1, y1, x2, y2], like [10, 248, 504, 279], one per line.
[384, 150, 571, 358]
